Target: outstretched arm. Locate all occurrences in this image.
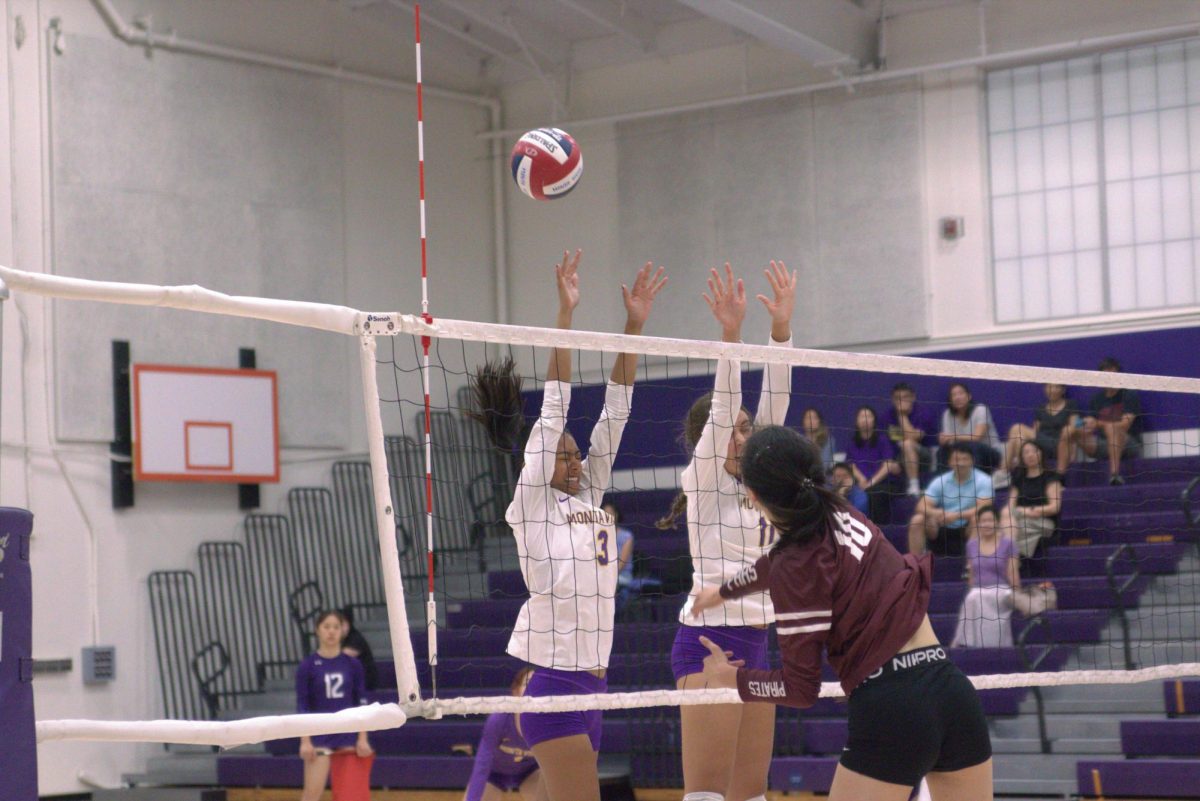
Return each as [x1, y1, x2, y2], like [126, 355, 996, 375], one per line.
[584, 262, 667, 497]
[610, 262, 667, 385]
[546, 249, 581, 385]
[754, 260, 796, 426]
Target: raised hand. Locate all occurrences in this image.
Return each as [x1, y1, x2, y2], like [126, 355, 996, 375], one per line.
[756, 260, 797, 330]
[555, 248, 582, 314]
[702, 263, 747, 341]
[622, 262, 668, 333]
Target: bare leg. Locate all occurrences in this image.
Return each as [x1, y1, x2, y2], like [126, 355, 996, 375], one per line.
[908, 512, 927, 556]
[1102, 422, 1126, 476]
[902, 439, 920, 485]
[472, 782, 504, 801]
[827, 763, 914, 801]
[520, 769, 548, 801]
[300, 753, 331, 801]
[678, 672, 738, 795]
[926, 760, 994, 801]
[1005, 424, 1035, 470]
[724, 701, 775, 801]
[530, 734, 600, 801]
[1056, 428, 1072, 473]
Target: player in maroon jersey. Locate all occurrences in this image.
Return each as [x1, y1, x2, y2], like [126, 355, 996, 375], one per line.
[690, 425, 993, 800]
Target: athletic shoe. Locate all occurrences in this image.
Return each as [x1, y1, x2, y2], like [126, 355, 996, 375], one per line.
[992, 469, 1010, 490]
[1109, 474, 1126, 486]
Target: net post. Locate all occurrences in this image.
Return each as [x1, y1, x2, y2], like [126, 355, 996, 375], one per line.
[357, 334, 421, 705]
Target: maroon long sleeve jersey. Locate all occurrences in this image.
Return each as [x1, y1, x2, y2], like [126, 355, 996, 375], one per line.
[718, 506, 933, 708]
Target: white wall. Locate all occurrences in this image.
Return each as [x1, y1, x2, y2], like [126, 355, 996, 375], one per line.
[2, 0, 496, 792]
[500, 0, 1200, 352]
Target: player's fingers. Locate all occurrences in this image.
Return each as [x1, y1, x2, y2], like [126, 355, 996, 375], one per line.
[698, 635, 724, 657]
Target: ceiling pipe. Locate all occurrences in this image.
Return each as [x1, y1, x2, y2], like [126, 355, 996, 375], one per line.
[89, 0, 493, 108]
[88, 0, 510, 327]
[479, 19, 1200, 139]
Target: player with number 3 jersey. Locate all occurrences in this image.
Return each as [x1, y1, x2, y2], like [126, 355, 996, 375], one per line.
[472, 249, 667, 801]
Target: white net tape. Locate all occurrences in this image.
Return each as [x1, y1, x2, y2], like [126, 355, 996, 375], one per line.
[4, 264, 1197, 392]
[6, 264, 1199, 746]
[33, 664, 1200, 745]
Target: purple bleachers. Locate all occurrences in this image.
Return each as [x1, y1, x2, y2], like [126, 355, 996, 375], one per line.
[218, 754, 476, 788]
[926, 575, 1149, 614]
[266, 718, 633, 758]
[1120, 720, 1200, 757]
[1165, 679, 1200, 716]
[1077, 759, 1200, 799]
[929, 609, 1107, 645]
[768, 756, 839, 793]
[1040, 541, 1185, 577]
[803, 719, 847, 755]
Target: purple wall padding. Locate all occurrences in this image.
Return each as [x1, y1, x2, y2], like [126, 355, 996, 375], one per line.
[0, 508, 36, 801]
[524, 326, 1200, 471]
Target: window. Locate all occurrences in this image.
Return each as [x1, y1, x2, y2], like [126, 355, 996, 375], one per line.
[986, 40, 1200, 323]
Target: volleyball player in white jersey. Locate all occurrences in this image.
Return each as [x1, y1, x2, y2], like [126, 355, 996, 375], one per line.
[477, 249, 666, 801]
[658, 261, 795, 801]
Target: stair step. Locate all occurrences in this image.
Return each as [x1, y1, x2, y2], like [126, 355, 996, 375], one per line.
[96, 790, 226, 801]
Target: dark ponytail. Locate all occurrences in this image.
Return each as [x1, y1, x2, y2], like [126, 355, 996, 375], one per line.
[465, 357, 528, 455]
[740, 425, 847, 549]
[657, 393, 715, 530]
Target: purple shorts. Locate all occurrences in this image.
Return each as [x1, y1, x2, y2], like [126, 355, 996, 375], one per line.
[671, 624, 769, 682]
[519, 667, 607, 751]
[488, 762, 539, 791]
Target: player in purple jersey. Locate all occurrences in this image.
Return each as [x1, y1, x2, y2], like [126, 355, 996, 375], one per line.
[463, 667, 545, 801]
[692, 426, 992, 801]
[296, 610, 373, 801]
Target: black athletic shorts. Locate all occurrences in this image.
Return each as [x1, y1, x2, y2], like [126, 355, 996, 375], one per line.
[840, 646, 992, 787]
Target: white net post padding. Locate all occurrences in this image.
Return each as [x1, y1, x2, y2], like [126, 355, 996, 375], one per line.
[36, 703, 406, 748]
[358, 334, 423, 705]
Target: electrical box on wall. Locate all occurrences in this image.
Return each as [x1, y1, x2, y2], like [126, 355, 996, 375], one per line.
[939, 216, 965, 240]
[82, 646, 116, 683]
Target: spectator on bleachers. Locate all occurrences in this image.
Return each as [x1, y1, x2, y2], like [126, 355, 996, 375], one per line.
[1070, 357, 1143, 486]
[463, 667, 542, 801]
[602, 501, 662, 609]
[844, 406, 900, 524]
[994, 383, 1078, 488]
[296, 610, 373, 801]
[830, 461, 870, 516]
[800, 407, 836, 471]
[339, 607, 379, 691]
[881, 381, 939, 497]
[908, 443, 994, 557]
[937, 382, 1002, 473]
[1000, 440, 1063, 561]
[952, 506, 1059, 649]
[952, 506, 1016, 647]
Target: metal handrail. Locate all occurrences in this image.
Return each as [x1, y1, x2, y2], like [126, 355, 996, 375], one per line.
[1016, 615, 1055, 754]
[1182, 476, 1200, 529]
[1106, 544, 1141, 671]
[190, 641, 232, 720]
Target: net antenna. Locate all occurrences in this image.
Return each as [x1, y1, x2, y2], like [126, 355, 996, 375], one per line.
[412, 2, 441, 697]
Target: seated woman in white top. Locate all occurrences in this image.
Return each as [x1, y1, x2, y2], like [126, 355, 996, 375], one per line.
[937, 382, 1002, 473]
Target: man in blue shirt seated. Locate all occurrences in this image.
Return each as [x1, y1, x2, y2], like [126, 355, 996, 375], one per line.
[907, 442, 994, 557]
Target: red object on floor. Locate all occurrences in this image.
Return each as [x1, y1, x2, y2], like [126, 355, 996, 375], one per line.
[330, 751, 374, 800]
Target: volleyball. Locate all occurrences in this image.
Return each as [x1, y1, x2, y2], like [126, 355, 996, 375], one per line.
[510, 128, 583, 200]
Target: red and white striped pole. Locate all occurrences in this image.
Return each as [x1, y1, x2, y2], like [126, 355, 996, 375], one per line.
[414, 4, 439, 689]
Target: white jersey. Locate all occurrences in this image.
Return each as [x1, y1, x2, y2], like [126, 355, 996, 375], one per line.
[506, 380, 630, 671]
[680, 336, 792, 627]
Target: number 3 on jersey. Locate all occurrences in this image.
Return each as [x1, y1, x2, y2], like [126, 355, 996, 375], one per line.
[595, 529, 610, 565]
[833, 511, 872, 560]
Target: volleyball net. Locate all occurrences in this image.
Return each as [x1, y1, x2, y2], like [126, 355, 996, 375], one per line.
[5, 264, 1200, 750]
